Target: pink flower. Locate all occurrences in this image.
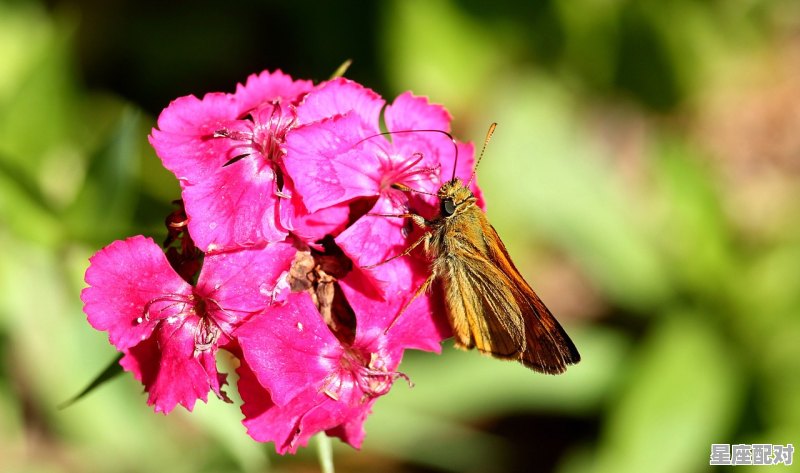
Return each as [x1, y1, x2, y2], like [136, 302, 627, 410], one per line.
[236, 266, 447, 453]
[81, 235, 295, 413]
[83, 68, 488, 453]
[269, 79, 384, 245]
[284, 81, 481, 296]
[149, 70, 314, 252]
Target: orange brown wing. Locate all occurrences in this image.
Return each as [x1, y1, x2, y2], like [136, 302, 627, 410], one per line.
[481, 222, 581, 374]
[442, 250, 526, 359]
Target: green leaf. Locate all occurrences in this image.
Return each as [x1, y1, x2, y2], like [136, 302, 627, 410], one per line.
[65, 108, 142, 242]
[479, 76, 670, 310]
[589, 313, 743, 473]
[382, 0, 505, 107]
[329, 59, 353, 79]
[651, 138, 736, 301]
[59, 353, 123, 409]
[362, 327, 625, 472]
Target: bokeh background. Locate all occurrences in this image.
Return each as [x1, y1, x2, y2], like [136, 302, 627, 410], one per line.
[2, 0, 799, 472]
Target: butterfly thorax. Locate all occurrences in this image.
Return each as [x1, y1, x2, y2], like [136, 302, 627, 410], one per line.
[427, 178, 486, 264]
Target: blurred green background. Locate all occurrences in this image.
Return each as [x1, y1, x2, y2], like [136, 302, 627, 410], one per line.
[2, 0, 799, 471]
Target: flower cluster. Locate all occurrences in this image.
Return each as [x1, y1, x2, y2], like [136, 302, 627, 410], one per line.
[81, 70, 483, 453]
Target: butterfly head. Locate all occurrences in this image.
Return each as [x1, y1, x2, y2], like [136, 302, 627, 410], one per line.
[438, 178, 475, 218]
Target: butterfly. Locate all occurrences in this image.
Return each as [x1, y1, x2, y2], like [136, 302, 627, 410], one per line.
[370, 123, 580, 374]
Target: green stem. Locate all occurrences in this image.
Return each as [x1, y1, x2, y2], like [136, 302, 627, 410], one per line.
[316, 433, 335, 473]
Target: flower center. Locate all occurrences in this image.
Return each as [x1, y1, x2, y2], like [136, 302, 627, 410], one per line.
[378, 150, 439, 193]
[135, 293, 230, 356]
[251, 101, 295, 162]
[213, 100, 296, 166]
[213, 101, 296, 195]
[135, 293, 195, 326]
[321, 348, 410, 403]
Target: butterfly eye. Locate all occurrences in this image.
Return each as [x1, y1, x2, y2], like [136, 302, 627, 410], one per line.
[441, 198, 456, 217]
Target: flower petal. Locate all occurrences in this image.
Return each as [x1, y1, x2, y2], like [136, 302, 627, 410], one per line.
[339, 269, 448, 355]
[278, 176, 351, 243]
[180, 160, 288, 252]
[284, 113, 381, 212]
[81, 236, 191, 350]
[237, 292, 343, 407]
[121, 317, 227, 414]
[149, 93, 246, 183]
[384, 92, 451, 135]
[335, 194, 425, 297]
[150, 91, 292, 251]
[296, 78, 384, 127]
[234, 69, 314, 115]
[197, 241, 297, 332]
[324, 406, 372, 450]
[238, 361, 372, 454]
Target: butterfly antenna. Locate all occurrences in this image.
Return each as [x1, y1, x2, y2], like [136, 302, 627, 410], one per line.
[466, 123, 497, 187]
[354, 129, 456, 151]
[353, 128, 459, 190]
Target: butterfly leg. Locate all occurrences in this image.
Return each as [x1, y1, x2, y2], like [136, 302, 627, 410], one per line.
[361, 227, 431, 269]
[384, 271, 436, 334]
[367, 212, 429, 228]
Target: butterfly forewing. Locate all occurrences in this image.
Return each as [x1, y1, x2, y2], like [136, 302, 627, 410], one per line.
[444, 251, 525, 357]
[482, 221, 581, 373]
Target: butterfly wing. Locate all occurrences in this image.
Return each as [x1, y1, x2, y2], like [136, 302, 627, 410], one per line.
[482, 222, 581, 374]
[443, 250, 526, 359]
[436, 206, 579, 374]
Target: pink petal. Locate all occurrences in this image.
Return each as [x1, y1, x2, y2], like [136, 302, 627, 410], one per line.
[284, 113, 381, 212]
[197, 241, 297, 331]
[150, 93, 293, 251]
[384, 92, 451, 135]
[81, 236, 191, 350]
[297, 393, 372, 451]
[238, 361, 372, 454]
[281, 197, 351, 244]
[325, 404, 373, 449]
[339, 269, 448, 355]
[234, 69, 314, 115]
[383, 93, 454, 195]
[238, 359, 275, 421]
[180, 160, 288, 252]
[121, 317, 227, 414]
[119, 337, 158, 385]
[278, 175, 351, 243]
[199, 241, 296, 305]
[296, 78, 384, 127]
[149, 93, 247, 183]
[236, 292, 343, 407]
[335, 194, 424, 296]
[382, 93, 484, 209]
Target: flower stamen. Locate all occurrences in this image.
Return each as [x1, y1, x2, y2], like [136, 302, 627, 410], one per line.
[136, 294, 194, 326]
